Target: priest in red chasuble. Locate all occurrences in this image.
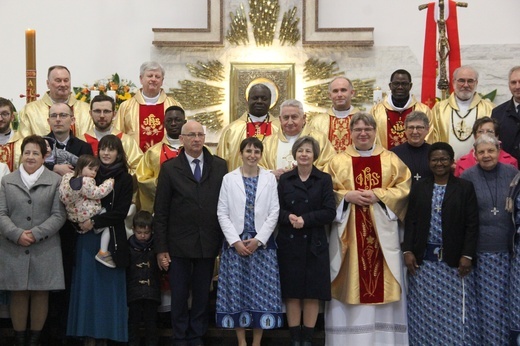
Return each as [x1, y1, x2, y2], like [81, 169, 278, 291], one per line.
[324, 112, 411, 345]
[217, 84, 280, 171]
[308, 76, 360, 153]
[136, 105, 186, 212]
[370, 69, 431, 150]
[116, 61, 182, 152]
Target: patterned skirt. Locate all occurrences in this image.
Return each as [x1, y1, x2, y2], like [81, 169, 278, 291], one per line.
[511, 244, 520, 342]
[472, 252, 510, 345]
[216, 243, 283, 330]
[407, 260, 476, 345]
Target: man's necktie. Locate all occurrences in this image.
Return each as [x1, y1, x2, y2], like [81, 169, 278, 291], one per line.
[517, 104, 520, 115]
[193, 158, 201, 182]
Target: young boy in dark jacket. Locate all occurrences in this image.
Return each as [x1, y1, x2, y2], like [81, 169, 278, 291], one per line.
[127, 211, 161, 346]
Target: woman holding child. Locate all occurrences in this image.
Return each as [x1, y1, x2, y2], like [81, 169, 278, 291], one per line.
[67, 135, 133, 344]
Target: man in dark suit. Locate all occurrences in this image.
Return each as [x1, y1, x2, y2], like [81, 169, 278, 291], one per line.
[44, 102, 93, 173]
[43, 102, 92, 345]
[154, 120, 227, 346]
[492, 66, 520, 162]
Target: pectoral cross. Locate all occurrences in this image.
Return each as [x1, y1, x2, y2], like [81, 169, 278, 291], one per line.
[414, 173, 422, 181]
[491, 207, 499, 216]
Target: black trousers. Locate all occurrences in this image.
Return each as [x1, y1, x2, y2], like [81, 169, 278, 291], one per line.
[128, 300, 159, 346]
[168, 257, 215, 346]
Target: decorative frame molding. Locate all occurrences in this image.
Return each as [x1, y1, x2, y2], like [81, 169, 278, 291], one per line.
[302, 0, 374, 46]
[230, 63, 295, 121]
[152, 0, 223, 47]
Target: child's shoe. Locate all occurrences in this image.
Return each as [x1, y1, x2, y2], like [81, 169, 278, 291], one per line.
[95, 250, 116, 268]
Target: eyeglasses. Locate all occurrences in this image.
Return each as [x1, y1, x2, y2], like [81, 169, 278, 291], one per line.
[182, 132, 205, 138]
[0, 112, 11, 118]
[49, 113, 71, 119]
[430, 157, 451, 164]
[91, 109, 113, 115]
[476, 129, 495, 135]
[456, 78, 477, 85]
[406, 125, 426, 131]
[351, 127, 375, 133]
[390, 82, 411, 88]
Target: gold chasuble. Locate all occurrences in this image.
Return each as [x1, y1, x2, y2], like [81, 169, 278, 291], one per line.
[136, 138, 180, 212]
[217, 112, 280, 171]
[325, 144, 411, 305]
[371, 96, 431, 150]
[116, 89, 182, 152]
[0, 131, 23, 171]
[308, 107, 361, 153]
[18, 92, 93, 138]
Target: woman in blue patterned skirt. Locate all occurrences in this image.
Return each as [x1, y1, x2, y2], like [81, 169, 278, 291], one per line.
[403, 142, 479, 345]
[461, 134, 518, 345]
[216, 137, 283, 346]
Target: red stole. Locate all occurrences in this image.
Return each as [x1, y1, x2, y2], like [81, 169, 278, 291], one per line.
[385, 107, 414, 149]
[139, 104, 165, 152]
[159, 143, 179, 164]
[329, 115, 352, 152]
[0, 143, 15, 171]
[352, 155, 384, 303]
[84, 132, 123, 156]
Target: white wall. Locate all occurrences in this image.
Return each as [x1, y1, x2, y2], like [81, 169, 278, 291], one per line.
[1, 0, 519, 112]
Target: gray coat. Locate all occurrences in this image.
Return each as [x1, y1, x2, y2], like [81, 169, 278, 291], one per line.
[0, 167, 67, 290]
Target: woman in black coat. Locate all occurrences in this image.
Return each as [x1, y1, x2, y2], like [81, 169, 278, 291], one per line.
[277, 136, 336, 346]
[403, 142, 479, 345]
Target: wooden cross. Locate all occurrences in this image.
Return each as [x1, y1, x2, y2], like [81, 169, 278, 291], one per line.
[419, 1, 468, 99]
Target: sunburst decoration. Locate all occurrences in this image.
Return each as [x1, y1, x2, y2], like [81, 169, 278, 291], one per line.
[226, 4, 249, 45]
[304, 59, 344, 81]
[279, 7, 300, 46]
[249, 0, 280, 46]
[187, 60, 225, 82]
[188, 110, 224, 132]
[169, 81, 225, 110]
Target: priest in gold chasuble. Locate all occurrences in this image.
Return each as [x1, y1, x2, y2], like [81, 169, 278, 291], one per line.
[309, 77, 360, 153]
[18, 66, 93, 138]
[324, 112, 411, 346]
[370, 69, 431, 150]
[427, 66, 494, 160]
[136, 106, 186, 212]
[115, 62, 182, 152]
[217, 84, 280, 171]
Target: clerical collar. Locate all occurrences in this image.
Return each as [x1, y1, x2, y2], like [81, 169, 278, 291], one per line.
[248, 114, 268, 122]
[49, 93, 70, 104]
[389, 95, 412, 111]
[332, 107, 352, 119]
[0, 130, 12, 145]
[456, 95, 473, 113]
[284, 134, 299, 142]
[94, 127, 112, 140]
[166, 136, 181, 149]
[355, 146, 375, 157]
[142, 91, 160, 105]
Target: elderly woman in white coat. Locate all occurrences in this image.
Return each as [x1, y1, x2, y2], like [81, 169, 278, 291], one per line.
[0, 135, 66, 346]
[216, 137, 283, 346]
